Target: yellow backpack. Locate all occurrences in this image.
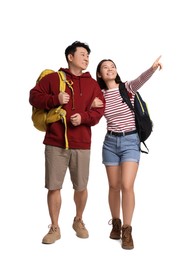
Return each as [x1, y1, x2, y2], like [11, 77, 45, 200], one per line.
[31, 69, 73, 149]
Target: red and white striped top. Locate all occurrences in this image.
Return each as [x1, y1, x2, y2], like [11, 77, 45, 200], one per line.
[103, 67, 155, 133]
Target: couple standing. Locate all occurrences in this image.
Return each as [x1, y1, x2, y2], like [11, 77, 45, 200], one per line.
[29, 41, 162, 250]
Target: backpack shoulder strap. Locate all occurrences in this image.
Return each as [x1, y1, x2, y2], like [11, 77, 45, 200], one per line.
[58, 71, 66, 92]
[119, 83, 134, 111]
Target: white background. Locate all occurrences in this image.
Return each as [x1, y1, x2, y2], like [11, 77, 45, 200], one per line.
[1, 0, 193, 259]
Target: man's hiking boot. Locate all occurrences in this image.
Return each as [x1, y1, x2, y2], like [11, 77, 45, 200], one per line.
[109, 218, 122, 239]
[121, 225, 134, 250]
[42, 225, 61, 244]
[72, 217, 89, 238]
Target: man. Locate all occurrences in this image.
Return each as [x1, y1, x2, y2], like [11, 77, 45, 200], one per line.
[29, 41, 105, 244]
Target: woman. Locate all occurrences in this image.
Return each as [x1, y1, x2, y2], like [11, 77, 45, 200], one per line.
[94, 56, 162, 249]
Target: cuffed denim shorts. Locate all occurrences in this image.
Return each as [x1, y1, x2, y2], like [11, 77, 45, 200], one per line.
[102, 132, 140, 166]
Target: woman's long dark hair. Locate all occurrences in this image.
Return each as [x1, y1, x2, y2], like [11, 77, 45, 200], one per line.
[96, 59, 122, 90]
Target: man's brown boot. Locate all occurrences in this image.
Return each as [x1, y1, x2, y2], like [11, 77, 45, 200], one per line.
[109, 218, 122, 239]
[121, 225, 134, 249]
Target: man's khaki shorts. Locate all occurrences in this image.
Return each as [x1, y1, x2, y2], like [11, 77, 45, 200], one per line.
[45, 145, 90, 191]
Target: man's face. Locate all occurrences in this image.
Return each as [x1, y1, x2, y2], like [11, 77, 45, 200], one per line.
[69, 47, 89, 71]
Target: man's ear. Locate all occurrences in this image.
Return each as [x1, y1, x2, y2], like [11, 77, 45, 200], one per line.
[68, 54, 73, 62]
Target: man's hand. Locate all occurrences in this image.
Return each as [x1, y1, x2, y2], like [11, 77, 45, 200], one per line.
[58, 92, 70, 105]
[70, 113, 81, 126]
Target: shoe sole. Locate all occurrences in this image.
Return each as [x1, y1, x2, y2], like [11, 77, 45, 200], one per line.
[76, 234, 89, 239]
[110, 236, 120, 240]
[122, 246, 134, 250]
[42, 236, 61, 244]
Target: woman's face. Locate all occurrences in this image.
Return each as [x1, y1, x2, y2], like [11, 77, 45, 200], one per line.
[98, 60, 117, 82]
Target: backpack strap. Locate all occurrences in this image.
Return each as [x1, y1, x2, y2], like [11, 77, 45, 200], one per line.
[140, 142, 149, 154]
[119, 83, 134, 111]
[58, 71, 75, 110]
[58, 71, 66, 92]
[57, 71, 69, 149]
[119, 83, 149, 154]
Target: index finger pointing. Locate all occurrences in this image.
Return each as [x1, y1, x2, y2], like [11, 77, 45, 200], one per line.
[156, 55, 162, 62]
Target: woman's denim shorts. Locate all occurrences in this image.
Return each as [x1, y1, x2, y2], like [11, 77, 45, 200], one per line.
[102, 132, 140, 166]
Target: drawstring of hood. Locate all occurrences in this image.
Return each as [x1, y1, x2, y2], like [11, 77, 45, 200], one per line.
[59, 68, 92, 110]
[79, 77, 83, 96]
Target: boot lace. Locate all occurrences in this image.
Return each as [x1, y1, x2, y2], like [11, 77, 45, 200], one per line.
[108, 219, 121, 232]
[75, 219, 86, 230]
[47, 224, 58, 234]
[122, 226, 132, 238]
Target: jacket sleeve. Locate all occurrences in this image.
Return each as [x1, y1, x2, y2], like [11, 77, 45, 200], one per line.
[29, 73, 61, 110]
[80, 86, 105, 126]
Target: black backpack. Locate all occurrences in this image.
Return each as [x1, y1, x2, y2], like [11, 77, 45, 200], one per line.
[119, 83, 153, 154]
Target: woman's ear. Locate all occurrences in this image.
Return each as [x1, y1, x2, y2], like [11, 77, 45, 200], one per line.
[97, 72, 101, 78]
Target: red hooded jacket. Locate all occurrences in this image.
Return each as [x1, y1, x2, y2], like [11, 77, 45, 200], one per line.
[29, 68, 105, 149]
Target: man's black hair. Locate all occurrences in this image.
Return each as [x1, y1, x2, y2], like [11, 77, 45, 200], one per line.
[65, 41, 91, 61]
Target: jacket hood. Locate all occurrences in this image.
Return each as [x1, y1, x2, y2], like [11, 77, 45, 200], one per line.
[59, 68, 93, 97]
[59, 68, 92, 80]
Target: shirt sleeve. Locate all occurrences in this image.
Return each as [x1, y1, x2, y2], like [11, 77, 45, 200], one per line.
[125, 67, 155, 93]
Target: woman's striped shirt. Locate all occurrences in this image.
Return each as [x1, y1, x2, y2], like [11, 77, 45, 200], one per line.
[103, 67, 155, 133]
